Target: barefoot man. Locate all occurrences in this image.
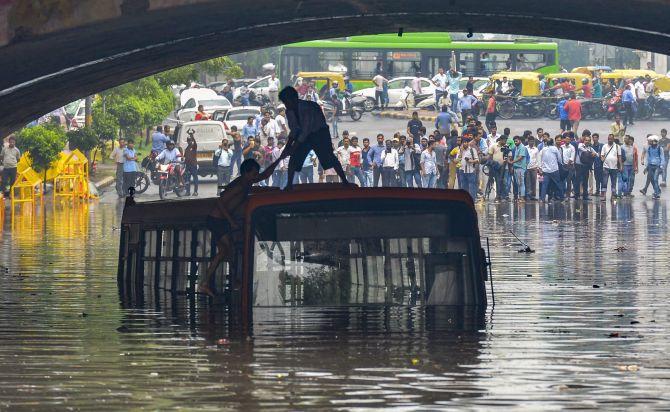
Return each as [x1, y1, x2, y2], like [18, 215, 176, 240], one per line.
[198, 158, 278, 296]
[278, 86, 350, 189]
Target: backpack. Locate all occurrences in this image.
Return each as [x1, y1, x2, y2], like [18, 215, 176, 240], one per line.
[620, 145, 626, 163]
[212, 149, 220, 168]
[579, 147, 595, 167]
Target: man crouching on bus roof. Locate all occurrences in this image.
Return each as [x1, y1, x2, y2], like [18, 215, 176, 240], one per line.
[278, 86, 351, 189]
[198, 158, 278, 297]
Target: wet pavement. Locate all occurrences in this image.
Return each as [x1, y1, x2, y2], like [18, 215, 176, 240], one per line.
[1, 188, 670, 409]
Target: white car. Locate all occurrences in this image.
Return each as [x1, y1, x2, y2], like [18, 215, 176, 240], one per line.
[233, 75, 273, 101]
[173, 120, 228, 176]
[212, 106, 261, 131]
[415, 77, 490, 110]
[353, 77, 435, 110]
[176, 88, 232, 122]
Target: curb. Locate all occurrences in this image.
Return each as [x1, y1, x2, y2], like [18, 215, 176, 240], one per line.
[376, 111, 437, 122]
[94, 176, 115, 190]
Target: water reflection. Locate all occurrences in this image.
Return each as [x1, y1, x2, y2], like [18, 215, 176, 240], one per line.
[1, 199, 670, 408]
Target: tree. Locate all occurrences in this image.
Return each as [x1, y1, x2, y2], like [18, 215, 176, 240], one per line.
[66, 126, 99, 158]
[91, 112, 119, 158]
[16, 124, 66, 191]
[155, 56, 244, 87]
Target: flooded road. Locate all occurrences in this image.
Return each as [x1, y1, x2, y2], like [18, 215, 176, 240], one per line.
[1, 195, 670, 409]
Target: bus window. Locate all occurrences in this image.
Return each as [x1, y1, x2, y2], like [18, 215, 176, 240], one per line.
[318, 51, 348, 73]
[458, 52, 476, 76]
[251, 208, 481, 307]
[518, 52, 550, 71]
[479, 52, 511, 76]
[283, 53, 310, 79]
[426, 56, 450, 77]
[387, 51, 422, 77]
[351, 51, 381, 78]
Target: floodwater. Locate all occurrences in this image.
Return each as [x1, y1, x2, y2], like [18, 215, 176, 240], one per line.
[1, 196, 670, 410]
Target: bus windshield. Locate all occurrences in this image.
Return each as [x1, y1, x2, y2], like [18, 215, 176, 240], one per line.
[251, 207, 482, 308]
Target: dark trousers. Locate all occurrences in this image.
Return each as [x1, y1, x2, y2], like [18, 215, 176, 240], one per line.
[436, 165, 447, 189]
[115, 163, 124, 196]
[1, 167, 17, 195]
[231, 149, 242, 175]
[623, 102, 634, 125]
[185, 163, 198, 194]
[525, 168, 537, 198]
[601, 168, 619, 195]
[373, 166, 382, 187]
[540, 170, 564, 200]
[565, 165, 576, 196]
[494, 167, 506, 198]
[122, 171, 136, 197]
[381, 167, 397, 187]
[397, 166, 406, 187]
[593, 166, 603, 194]
[560, 119, 572, 131]
[375, 90, 384, 109]
[574, 164, 590, 199]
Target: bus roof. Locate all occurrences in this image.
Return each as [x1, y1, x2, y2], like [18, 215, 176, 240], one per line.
[121, 186, 477, 226]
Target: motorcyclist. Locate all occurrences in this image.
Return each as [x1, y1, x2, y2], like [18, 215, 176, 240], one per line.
[581, 78, 593, 98]
[344, 77, 354, 94]
[329, 80, 343, 117]
[155, 140, 185, 187]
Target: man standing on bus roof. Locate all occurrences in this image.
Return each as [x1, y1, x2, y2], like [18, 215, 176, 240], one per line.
[278, 86, 350, 190]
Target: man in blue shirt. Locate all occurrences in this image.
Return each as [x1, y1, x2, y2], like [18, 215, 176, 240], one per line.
[557, 97, 570, 131]
[241, 116, 258, 141]
[459, 90, 479, 121]
[151, 126, 169, 154]
[367, 134, 386, 187]
[447, 69, 462, 112]
[297, 149, 316, 184]
[642, 135, 665, 199]
[622, 84, 636, 126]
[122, 139, 138, 196]
[435, 106, 453, 136]
[510, 136, 528, 201]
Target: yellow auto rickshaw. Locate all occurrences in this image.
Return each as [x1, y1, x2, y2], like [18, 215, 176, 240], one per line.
[293, 71, 346, 99]
[545, 72, 592, 92]
[571, 66, 612, 78]
[487, 71, 541, 97]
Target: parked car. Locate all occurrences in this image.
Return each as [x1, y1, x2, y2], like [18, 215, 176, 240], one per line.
[64, 99, 86, 129]
[233, 75, 272, 101]
[173, 120, 228, 176]
[353, 77, 435, 110]
[212, 106, 261, 131]
[176, 88, 232, 122]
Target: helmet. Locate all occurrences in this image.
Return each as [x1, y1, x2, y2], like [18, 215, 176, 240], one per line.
[333, 81, 339, 86]
[582, 78, 589, 85]
[648, 134, 659, 142]
[167, 140, 175, 146]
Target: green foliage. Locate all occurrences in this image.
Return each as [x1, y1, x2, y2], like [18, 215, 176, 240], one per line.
[66, 127, 99, 152]
[91, 112, 119, 142]
[230, 48, 279, 76]
[155, 56, 244, 87]
[15, 124, 66, 172]
[99, 76, 174, 137]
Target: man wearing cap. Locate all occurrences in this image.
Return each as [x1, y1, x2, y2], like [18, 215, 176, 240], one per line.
[640, 135, 665, 199]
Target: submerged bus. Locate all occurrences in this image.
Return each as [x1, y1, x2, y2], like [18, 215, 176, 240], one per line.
[280, 33, 559, 90]
[118, 186, 490, 321]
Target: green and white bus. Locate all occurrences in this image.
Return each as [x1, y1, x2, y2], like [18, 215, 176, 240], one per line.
[280, 33, 559, 90]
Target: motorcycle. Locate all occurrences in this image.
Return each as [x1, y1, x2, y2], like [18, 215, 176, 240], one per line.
[604, 90, 622, 119]
[322, 94, 364, 121]
[156, 161, 188, 200]
[640, 94, 670, 119]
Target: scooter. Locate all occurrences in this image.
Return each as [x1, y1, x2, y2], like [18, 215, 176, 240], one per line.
[322, 94, 364, 121]
[640, 94, 670, 119]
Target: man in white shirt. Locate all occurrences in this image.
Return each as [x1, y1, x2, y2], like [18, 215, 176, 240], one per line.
[109, 138, 126, 197]
[372, 73, 387, 110]
[268, 73, 280, 106]
[600, 133, 622, 201]
[539, 139, 564, 201]
[574, 135, 598, 200]
[215, 139, 234, 193]
[275, 107, 289, 139]
[525, 137, 540, 200]
[411, 76, 422, 95]
[560, 135, 576, 196]
[336, 136, 352, 170]
[420, 140, 438, 188]
[380, 140, 399, 187]
[460, 140, 479, 200]
[431, 67, 448, 111]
